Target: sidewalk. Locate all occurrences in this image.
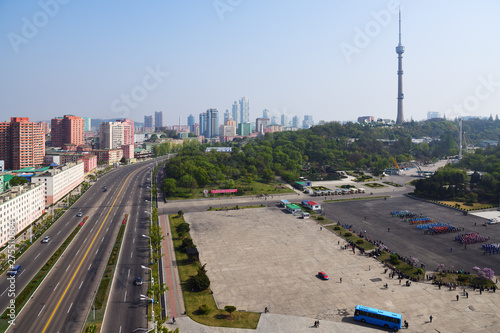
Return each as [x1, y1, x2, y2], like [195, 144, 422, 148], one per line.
[160, 214, 185, 321]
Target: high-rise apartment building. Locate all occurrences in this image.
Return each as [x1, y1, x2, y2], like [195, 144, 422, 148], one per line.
[37, 121, 50, 134]
[154, 111, 163, 129]
[231, 101, 240, 125]
[51, 115, 84, 147]
[99, 122, 124, 149]
[0, 117, 45, 170]
[256, 118, 270, 133]
[239, 96, 250, 123]
[187, 114, 195, 133]
[292, 116, 300, 128]
[116, 119, 135, 145]
[263, 109, 270, 119]
[144, 115, 153, 131]
[82, 117, 91, 131]
[223, 109, 232, 123]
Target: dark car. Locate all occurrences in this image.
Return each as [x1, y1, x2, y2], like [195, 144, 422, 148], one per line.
[135, 277, 143, 286]
[42, 236, 50, 243]
[318, 271, 329, 280]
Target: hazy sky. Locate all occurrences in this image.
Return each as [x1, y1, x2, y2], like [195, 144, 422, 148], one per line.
[1, 0, 500, 126]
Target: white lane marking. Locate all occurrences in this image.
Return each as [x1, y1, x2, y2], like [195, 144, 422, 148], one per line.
[130, 251, 133, 258]
[134, 227, 136, 232]
[79, 281, 84, 289]
[34, 253, 41, 260]
[132, 239, 135, 244]
[88, 263, 92, 271]
[67, 302, 73, 313]
[124, 290, 127, 302]
[101, 237, 105, 243]
[0, 287, 9, 297]
[106, 227, 109, 232]
[38, 304, 45, 317]
[57, 230, 61, 235]
[96, 248, 99, 255]
[76, 249, 80, 255]
[84, 237, 88, 243]
[54, 282, 60, 291]
[119, 326, 122, 333]
[66, 264, 71, 272]
[128, 269, 130, 278]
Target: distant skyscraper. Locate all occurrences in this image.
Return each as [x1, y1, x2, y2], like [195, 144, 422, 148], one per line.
[187, 114, 195, 132]
[239, 96, 249, 123]
[144, 115, 153, 130]
[395, 8, 405, 124]
[427, 111, 441, 120]
[37, 121, 50, 134]
[303, 115, 314, 128]
[280, 114, 287, 127]
[263, 109, 270, 119]
[292, 116, 300, 128]
[232, 101, 240, 125]
[199, 109, 219, 138]
[0, 117, 45, 170]
[99, 122, 124, 149]
[223, 109, 232, 123]
[271, 115, 278, 125]
[154, 111, 163, 129]
[256, 118, 270, 133]
[51, 115, 84, 147]
[82, 117, 91, 131]
[116, 119, 135, 145]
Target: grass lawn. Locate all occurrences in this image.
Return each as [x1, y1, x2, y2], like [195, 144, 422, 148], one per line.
[439, 201, 496, 211]
[377, 252, 422, 279]
[364, 183, 387, 188]
[432, 272, 497, 288]
[382, 181, 403, 187]
[327, 225, 375, 251]
[170, 215, 260, 329]
[167, 180, 294, 200]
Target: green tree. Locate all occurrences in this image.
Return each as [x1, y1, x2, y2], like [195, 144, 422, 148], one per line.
[162, 178, 177, 197]
[192, 264, 210, 291]
[9, 176, 28, 187]
[120, 156, 127, 164]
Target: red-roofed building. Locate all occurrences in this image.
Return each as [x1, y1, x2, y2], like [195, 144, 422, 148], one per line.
[304, 201, 321, 211]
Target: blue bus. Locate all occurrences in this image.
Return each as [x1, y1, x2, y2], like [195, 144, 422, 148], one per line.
[354, 305, 402, 330]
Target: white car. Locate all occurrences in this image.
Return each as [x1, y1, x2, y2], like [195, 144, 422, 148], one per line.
[42, 236, 50, 243]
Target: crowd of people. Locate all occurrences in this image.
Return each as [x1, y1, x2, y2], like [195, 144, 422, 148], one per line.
[482, 243, 500, 255]
[455, 232, 490, 245]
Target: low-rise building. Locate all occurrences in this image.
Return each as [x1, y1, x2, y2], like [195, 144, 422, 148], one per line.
[0, 182, 45, 247]
[31, 162, 84, 206]
[92, 149, 123, 165]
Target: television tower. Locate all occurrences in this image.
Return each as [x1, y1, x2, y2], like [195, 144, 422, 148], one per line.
[395, 8, 405, 124]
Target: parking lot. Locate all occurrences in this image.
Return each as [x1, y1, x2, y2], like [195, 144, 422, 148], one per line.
[185, 205, 500, 331]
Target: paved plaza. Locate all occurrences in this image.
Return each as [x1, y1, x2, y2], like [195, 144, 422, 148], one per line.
[183, 206, 500, 332]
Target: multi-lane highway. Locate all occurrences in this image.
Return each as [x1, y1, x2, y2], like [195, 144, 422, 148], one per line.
[4, 159, 163, 332]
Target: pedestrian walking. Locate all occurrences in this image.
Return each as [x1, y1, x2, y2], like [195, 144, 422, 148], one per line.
[429, 315, 433, 323]
[456, 295, 459, 301]
[466, 292, 468, 298]
[404, 320, 409, 329]
[369, 265, 371, 271]
[450, 247, 453, 252]
[340, 277, 342, 283]
[172, 317, 176, 324]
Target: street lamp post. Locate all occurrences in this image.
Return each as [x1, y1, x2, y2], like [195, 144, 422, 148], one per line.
[141, 267, 156, 333]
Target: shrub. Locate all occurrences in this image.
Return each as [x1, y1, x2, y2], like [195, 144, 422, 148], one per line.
[344, 232, 352, 237]
[356, 239, 364, 245]
[390, 254, 400, 265]
[317, 216, 325, 220]
[417, 268, 424, 275]
[198, 304, 211, 315]
[334, 226, 340, 230]
[176, 222, 190, 237]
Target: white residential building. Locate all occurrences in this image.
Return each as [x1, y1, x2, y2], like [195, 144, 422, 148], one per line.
[0, 182, 45, 247]
[31, 162, 84, 206]
[99, 122, 124, 149]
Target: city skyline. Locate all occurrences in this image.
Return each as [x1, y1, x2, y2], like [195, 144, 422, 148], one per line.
[1, 1, 500, 124]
